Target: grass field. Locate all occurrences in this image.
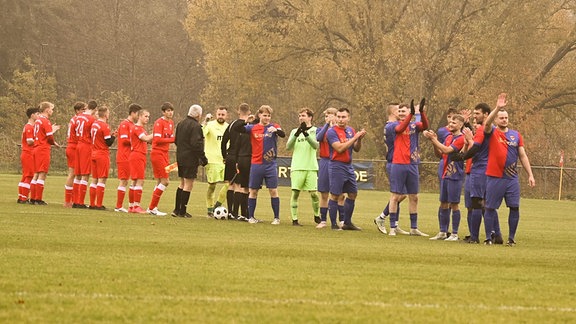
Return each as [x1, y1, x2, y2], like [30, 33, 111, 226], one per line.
[1, 174, 575, 323]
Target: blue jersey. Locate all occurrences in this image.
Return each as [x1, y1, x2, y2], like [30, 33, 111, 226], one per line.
[244, 123, 282, 165]
[384, 122, 397, 163]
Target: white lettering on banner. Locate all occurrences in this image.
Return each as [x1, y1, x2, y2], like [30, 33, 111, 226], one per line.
[278, 166, 290, 178]
[355, 171, 368, 182]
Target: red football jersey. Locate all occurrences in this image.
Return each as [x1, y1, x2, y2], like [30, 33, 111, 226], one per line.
[131, 124, 148, 155]
[91, 120, 112, 154]
[21, 122, 35, 153]
[116, 118, 134, 163]
[151, 117, 174, 152]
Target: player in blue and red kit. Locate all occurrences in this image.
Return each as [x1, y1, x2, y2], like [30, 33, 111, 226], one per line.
[235, 105, 286, 224]
[424, 115, 466, 241]
[388, 99, 429, 236]
[482, 93, 535, 246]
[326, 108, 367, 231]
[452, 103, 494, 244]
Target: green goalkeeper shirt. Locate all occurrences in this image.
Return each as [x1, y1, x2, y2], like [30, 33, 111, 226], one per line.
[203, 120, 229, 164]
[286, 126, 319, 171]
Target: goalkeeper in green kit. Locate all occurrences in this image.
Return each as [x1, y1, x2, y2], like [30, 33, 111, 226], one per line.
[286, 108, 321, 226]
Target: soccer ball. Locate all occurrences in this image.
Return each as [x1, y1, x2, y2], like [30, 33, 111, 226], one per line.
[213, 206, 228, 220]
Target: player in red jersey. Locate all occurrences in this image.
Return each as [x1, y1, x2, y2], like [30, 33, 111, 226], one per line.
[72, 100, 97, 208]
[30, 101, 61, 205]
[129, 109, 153, 213]
[482, 93, 535, 246]
[147, 102, 175, 216]
[64, 102, 87, 207]
[387, 99, 429, 236]
[114, 103, 142, 212]
[88, 106, 116, 210]
[17, 107, 39, 203]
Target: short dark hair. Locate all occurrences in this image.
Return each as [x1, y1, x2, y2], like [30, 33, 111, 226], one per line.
[129, 103, 143, 114]
[87, 100, 98, 110]
[474, 102, 491, 115]
[97, 105, 109, 118]
[161, 102, 174, 112]
[299, 107, 314, 118]
[216, 106, 228, 112]
[238, 103, 250, 114]
[337, 107, 350, 114]
[73, 101, 87, 112]
[26, 107, 39, 118]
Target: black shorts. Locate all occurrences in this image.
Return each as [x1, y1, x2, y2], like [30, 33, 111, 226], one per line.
[224, 156, 237, 182]
[178, 159, 199, 179]
[236, 156, 251, 188]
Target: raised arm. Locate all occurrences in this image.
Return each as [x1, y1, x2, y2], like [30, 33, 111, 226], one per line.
[484, 93, 507, 135]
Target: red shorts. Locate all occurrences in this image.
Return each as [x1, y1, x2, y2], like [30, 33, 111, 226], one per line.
[75, 143, 92, 175]
[129, 153, 147, 180]
[92, 154, 110, 179]
[34, 148, 51, 173]
[21, 151, 35, 177]
[117, 161, 131, 180]
[66, 144, 77, 168]
[151, 150, 169, 179]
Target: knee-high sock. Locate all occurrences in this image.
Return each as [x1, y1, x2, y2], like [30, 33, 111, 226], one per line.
[116, 186, 126, 209]
[30, 180, 37, 201]
[320, 207, 328, 222]
[76, 180, 88, 205]
[451, 210, 461, 234]
[226, 189, 234, 212]
[382, 202, 390, 216]
[133, 186, 143, 206]
[65, 185, 73, 204]
[484, 208, 497, 240]
[232, 191, 241, 216]
[89, 183, 97, 207]
[508, 208, 520, 241]
[215, 185, 228, 206]
[148, 183, 166, 210]
[389, 211, 398, 228]
[96, 183, 105, 207]
[271, 197, 280, 219]
[128, 186, 135, 207]
[72, 179, 80, 205]
[310, 191, 320, 217]
[440, 208, 450, 232]
[410, 213, 418, 229]
[343, 198, 355, 225]
[174, 187, 183, 214]
[493, 212, 502, 236]
[248, 197, 257, 219]
[328, 199, 338, 226]
[470, 209, 483, 240]
[36, 179, 45, 201]
[180, 190, 191, 214]
[290, 190, 300, 220]
[466, 208, 472, 235]
[206, 183, 216, 209]
[240, 193, 249, 218]
[338, 204, 345, 222]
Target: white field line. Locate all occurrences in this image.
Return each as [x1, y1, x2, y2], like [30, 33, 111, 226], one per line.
[8, 292, 576, 313]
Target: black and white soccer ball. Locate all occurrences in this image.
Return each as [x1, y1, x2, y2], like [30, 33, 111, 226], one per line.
[214, 206, 228, 220]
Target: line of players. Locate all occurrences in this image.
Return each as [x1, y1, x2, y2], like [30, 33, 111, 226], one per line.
[17, 101, 176, 215]
[17, 95, 536, 243]
[373, 93, 536, 246]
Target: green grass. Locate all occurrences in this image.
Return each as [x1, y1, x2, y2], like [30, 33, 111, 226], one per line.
[1, 174, 575, 323]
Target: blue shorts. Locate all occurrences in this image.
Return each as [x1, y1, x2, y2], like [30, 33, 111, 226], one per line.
[469, 172, 487, 199]
[329, 161, 357, 195]
[439, 178, 463, 204]
[386, 163, 407, 195]
[485, 176, 520, 209]
[389, 164, 419, 194]
[249, 163, 278, 189]
[318, 158, 330, 193]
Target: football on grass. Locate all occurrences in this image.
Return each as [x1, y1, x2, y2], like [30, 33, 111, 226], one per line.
[214, 206, 228, 220]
